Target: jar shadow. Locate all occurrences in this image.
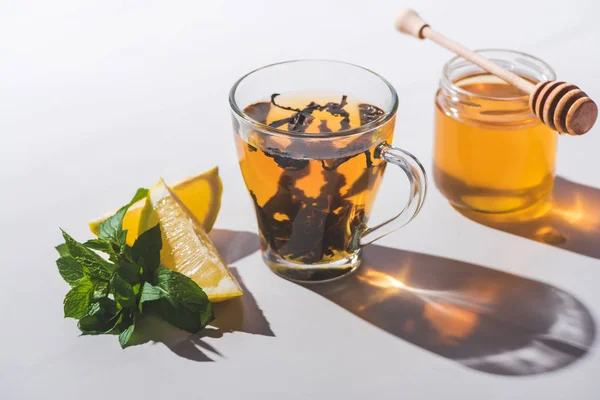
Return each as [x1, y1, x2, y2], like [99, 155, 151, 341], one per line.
[457, 176, 600, 260]
[303, 244, 596, 376]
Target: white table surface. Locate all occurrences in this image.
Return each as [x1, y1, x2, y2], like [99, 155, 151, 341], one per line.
[2, 0, 600, 398]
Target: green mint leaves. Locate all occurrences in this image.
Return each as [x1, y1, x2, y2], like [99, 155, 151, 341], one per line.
[56, 188, 213, 348]
[143, 268, 214, 333]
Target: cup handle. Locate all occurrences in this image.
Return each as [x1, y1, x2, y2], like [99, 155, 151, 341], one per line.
[359, 142, 428, 246]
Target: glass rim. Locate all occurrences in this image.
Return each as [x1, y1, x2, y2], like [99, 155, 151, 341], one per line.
[441, 49, 557, 101]
[229, 59, 399, 138]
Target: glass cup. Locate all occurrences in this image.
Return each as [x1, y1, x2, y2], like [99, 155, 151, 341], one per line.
[230, 60, 427, 283]
[434, 50, 558, 214]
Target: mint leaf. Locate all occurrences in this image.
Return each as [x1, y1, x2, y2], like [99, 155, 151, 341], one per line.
[61, 230, 113, 280]
[140, 282, 164, 302]
[118, 316, 137, 348]
[78, 304, 121, 335]
[155, 268, 211, 312]
[131, 224, 162, 275]
[144, 268, 213, 332]
[98, 208, 125, 240]
[98, 188, 148, 246]
[111, 273, 135, 308]
[56, 243, 70, 257]
[79, 315, 115, 335]
[83, 239, 112, 252]
[139, 282, 164, 312]
[97, 296, 118, 315]
[127, 188, 149, 206]
[77, 304, 105, 333]
[55, 187, 215, 349]
[118, 262, 142, 285]
[64, 280, 94, 319]
[146, 299, 211, 333]
[56, 256, 84, 286]
[92, 281, 109, 300]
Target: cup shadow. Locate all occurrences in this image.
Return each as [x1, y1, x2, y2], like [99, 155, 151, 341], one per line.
[131, 229, 271, 362]
[458, 176, 600, 259]
[304, 244, 596, 376]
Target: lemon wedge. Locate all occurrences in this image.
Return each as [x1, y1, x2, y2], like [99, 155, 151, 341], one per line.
[89, 167, 222, 245]
[139, 179, 243, 302]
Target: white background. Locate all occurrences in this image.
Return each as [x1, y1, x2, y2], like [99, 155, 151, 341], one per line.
[1, 0, 600, 398]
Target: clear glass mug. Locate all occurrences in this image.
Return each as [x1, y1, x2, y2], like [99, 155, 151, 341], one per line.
[230, 60, 427, 282]
[434, 50, 558, 214]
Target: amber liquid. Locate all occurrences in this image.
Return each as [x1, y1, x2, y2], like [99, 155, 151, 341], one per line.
[235, 95, 391, 273]
[434, 75, 557, 213]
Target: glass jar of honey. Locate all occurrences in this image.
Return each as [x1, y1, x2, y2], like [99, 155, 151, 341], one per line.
[434, 49, 557, 214]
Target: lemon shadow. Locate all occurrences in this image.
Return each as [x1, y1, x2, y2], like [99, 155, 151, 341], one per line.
[131, 229, 269, 361]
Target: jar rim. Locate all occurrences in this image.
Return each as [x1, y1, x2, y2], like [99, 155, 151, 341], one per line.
[441, 49, 557, 101]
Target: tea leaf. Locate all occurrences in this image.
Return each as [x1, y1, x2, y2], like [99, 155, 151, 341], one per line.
[358, 103, 385, 125]
[244, 101, 271, 124]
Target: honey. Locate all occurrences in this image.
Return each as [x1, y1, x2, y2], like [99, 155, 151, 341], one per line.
[434, 66, 557, 213]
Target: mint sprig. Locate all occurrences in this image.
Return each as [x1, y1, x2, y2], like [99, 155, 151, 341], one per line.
[56, 189, 214, 348]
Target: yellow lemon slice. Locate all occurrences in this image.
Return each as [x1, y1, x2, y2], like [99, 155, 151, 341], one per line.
[89, 167, 222, 245]
[139, 179, 242, 302]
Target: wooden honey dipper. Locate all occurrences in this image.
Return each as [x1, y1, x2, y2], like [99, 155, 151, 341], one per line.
[395, 9, 598, 136]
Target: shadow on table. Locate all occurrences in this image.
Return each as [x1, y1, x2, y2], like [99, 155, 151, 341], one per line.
[133, 229, 270, 362]
[304, 244, 596, 376]
[458, 176, 600, 260]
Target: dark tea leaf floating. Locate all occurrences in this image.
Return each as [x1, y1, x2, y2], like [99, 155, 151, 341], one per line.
[269, 94, 303, 113]
[364, 151, 373, 168]
[268, 94, 356, 172]
[357, 104, 384, 168]
[257, 94, 357, 171]
[321, 156, 353, 172]
[322, 95, 351, 131]
[269, 94, 351, 133]
[269, 95, 318, 133]
[358, 103, 385, 125]
[244, 102, 272, 124]
[268, 118, 295, 129]
[243, 102, 271, 152]
[283, 169, 350, 263]
[265, 147, 309, 171]
[287, 113, 315, 133]
[337, 103, 384, 169]
[249, 168, 311, 251]
[242, 96, 387, 265]
[343, 165, 381, 199]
